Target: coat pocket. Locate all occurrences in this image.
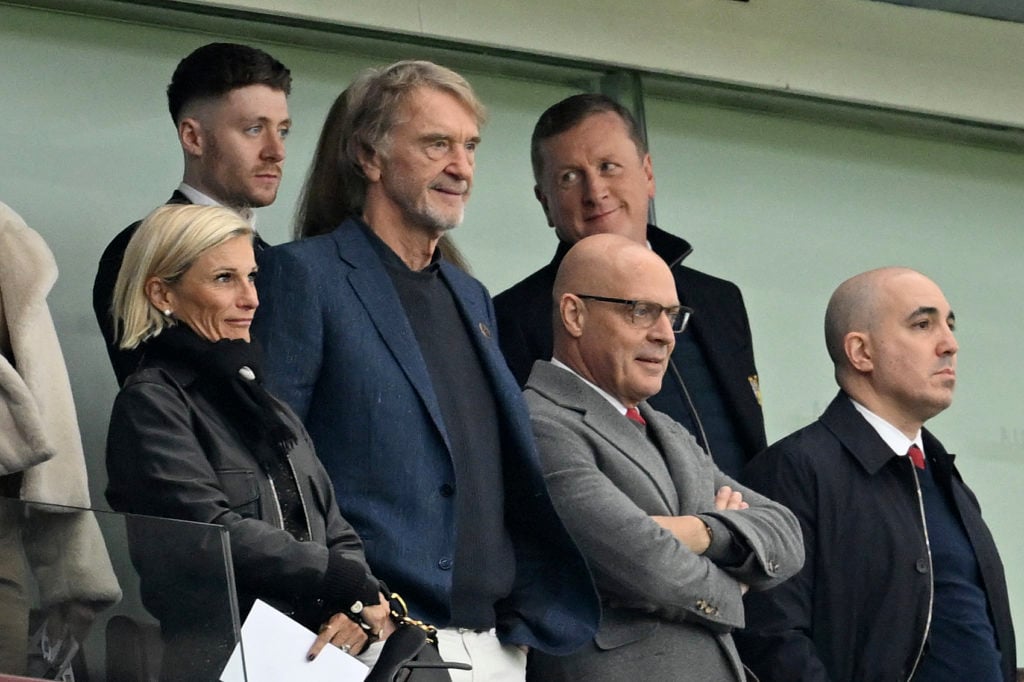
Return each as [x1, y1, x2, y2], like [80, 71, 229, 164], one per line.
[216, 468, 261, 519]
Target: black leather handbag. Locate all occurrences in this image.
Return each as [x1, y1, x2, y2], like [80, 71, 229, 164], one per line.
[365, 594, 471, 682]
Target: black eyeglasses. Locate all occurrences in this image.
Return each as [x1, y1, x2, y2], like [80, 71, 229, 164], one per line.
[575, 294, 692, 334]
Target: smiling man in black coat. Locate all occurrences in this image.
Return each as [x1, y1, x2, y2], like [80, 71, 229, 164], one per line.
[494, 93, 764, 479]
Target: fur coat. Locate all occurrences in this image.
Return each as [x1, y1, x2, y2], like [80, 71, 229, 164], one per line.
[0, 201, 120, 609]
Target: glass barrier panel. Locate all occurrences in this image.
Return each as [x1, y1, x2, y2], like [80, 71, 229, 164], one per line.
[0, 495, 246, 682]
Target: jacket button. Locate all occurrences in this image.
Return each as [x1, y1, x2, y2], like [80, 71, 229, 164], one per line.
[440, 484, 455, 497]
[915, 558, 928, 573]
[438, 558, 453, 570]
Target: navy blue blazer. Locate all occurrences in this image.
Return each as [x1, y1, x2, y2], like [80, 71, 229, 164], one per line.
[252, 218, 598, 654]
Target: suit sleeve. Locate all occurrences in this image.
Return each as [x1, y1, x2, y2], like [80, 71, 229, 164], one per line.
[735, 445, 830, 682]
[530, 410, 749, 631]
[699, 466, 804, 593]
[93, 223, 144, 386]
[253, 246, 324, 420]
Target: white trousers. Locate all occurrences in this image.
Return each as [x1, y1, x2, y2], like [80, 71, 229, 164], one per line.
[357, 627, 526, 681]
[435, 628, 526, 682]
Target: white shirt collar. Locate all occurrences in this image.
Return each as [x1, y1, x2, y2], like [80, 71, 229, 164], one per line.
[177, 182, 255, 225]
[550, 358, 629, 416]
[849, 397, 925, 458]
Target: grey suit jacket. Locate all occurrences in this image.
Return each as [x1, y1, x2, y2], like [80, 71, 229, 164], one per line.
[524, 361, 803, 681]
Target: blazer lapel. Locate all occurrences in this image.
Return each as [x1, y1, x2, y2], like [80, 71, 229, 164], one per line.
[533, 363, 679, 512]
[331, 226, 451, 450]
[645, 407, 708, 514]
[438, 263, 507, 388]
[819, 392, 897, 476]
[588, 408, 680, 513]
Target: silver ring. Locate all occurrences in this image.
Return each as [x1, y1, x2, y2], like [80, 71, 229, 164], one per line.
[341, 644, 351, 653]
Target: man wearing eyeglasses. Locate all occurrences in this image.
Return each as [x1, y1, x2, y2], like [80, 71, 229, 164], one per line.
[495, 93, 765, 480]
[523, 233, 803, 682]
[254, 61, 599, 680]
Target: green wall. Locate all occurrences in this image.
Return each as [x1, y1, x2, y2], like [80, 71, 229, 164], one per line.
[645, 96, 1024, 647]
[0, 2, 581, 502]
[3, 1, 1022, 662]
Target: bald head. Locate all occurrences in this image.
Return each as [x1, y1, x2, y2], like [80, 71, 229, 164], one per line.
[553, 233, 678, 406]
[826, 268, 896, 367]
[825, 266, 958, 434]
[825, 267, 919, 372]
[554, 233, 661, 299]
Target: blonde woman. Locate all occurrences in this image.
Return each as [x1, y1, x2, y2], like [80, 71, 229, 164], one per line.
[106, 204, 393, 681]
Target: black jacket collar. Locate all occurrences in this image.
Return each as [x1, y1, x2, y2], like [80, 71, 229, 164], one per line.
[549, 224, 693, 269]
[820, 391, 955, 477]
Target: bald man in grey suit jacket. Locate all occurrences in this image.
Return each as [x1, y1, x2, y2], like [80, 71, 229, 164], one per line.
[524, 234, 803, 681]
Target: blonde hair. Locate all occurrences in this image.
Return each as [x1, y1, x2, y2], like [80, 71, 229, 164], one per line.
[113, 204, 254, 349]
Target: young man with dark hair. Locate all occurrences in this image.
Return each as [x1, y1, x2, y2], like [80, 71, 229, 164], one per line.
[93, 42, 291, 385]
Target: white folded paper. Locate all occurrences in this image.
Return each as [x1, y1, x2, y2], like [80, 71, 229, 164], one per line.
[220, 599, 370, 682]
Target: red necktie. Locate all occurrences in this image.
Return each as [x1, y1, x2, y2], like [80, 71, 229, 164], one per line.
[626, 407, 646, 426]
[907, 444, 926, 470]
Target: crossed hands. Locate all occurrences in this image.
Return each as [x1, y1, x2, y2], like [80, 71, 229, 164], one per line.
[651, 485, 749, 554]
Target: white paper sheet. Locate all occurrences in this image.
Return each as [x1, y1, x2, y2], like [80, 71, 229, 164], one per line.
[220, 599, 370, 682]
